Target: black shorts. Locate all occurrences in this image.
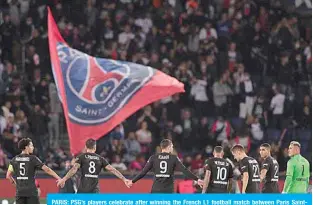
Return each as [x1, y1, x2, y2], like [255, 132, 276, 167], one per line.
[16, 196, 40, 204]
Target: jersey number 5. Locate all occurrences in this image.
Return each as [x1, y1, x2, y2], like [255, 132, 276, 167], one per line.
[19, 163, 26, 176]
[160, 161, 167, 173]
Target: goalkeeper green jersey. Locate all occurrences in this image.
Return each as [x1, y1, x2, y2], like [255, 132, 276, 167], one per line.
[283, 154, 310, 193]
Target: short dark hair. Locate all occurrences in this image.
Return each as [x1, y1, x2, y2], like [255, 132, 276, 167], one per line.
[214, 146, 223, 153]
[260, 143, 271, 150]
[160, 139, 172, 149]
[231, 144, 245, 152]
[18, 138, 32, 150]
[85, 138, 96, 149]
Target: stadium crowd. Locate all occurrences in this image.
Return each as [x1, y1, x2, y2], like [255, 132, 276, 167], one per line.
[0, 0, 311, 175]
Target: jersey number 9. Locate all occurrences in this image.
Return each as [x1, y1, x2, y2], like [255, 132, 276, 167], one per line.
[160, 161, 167, 173]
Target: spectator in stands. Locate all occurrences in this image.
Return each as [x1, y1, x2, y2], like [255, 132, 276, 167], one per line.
[211, 116, 232, 146]
[129, 154, 146, 171]
[111, 155, 127, 171]
[252, 95, 268, 128]
[48, 75, 61, 149]
[190, 76, 209, 118]
[136, 121, 152, 153]
[0, 109, 6, 134]
[2, 101, 12, 120]
[0, 14, 15, 61]
[233, 129, 251, 153]
[270, 85, 285, 129]
[213, 73, 233, 113]
[0, 144, 8, 170]
[14, 110, 29, 138]
[296, 94, 311, 128]
[239, 72, 255, 119]
[29, 105, 49, 159]
[191, 153, 204, 172]
[124, 132, 141, 164]
[108, 138, 126, 161]
[137, 105, 158, 134]
[182, 155, 193, 170]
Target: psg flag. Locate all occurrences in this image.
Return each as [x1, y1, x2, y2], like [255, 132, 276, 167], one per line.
[47, 8, 184, 154]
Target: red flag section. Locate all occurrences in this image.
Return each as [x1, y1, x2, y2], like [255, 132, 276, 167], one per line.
[47, 8, 184, 154]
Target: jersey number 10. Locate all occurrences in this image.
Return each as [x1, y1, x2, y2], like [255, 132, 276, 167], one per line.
[216, 167, 227, 180]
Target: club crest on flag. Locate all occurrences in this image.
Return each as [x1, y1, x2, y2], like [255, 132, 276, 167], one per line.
[55, 43, 154, 125]
[48, 7, 184, 154]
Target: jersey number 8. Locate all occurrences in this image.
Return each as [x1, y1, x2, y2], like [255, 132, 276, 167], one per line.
[89, 161, 96, 174]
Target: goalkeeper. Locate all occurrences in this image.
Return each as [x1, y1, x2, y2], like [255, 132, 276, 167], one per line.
[282, 141, 310, 193]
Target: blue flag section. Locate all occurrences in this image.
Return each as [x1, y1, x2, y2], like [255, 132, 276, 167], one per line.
[48, 194, 312, 205]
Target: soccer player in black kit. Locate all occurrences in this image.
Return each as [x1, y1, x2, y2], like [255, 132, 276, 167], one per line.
[57, 139, 131, 192]
[231, 144, 260, 193]
[259, 143, 280, 193]
[202, 146, 233, 193]
[6, 138, 61, 204]
[129, 139, 203, 193]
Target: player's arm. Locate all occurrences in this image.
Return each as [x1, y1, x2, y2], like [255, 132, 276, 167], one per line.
[260, 169, 267, 182]
[240, 161, 249, 193]
[61, 163, 80, 181]
[42, 165, 61, 180]
[132, 156, 154, 183]
[33, 156, 61, 180]
[227, 165, 234, 193]
[6, 164, 16, 186]
[282, 160, 294, 193]
[105, 165, 127, 182]
[202, 170, 210, 193]
[260, 160, 269, 182]
[175, 157, 199, 181]
[242, 172, 249, 193]
[227, 179, 233, 193]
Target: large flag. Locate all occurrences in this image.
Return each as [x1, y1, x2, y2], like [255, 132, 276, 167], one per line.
[47, 8, 184, 154]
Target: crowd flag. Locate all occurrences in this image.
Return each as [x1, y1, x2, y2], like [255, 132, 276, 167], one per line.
[47, 8, 184, 154]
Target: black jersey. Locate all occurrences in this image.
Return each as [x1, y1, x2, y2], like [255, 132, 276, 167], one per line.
[132, 153, 198, 193]
[9, 154, 44, 197]
[205, 157, 233, 193]
[75, 153, 109, 193]
[261, 156, 280, 193]
[239, 156, 261, 193]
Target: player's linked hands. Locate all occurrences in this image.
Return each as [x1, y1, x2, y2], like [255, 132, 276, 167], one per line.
[56, 178, 66, 188]
[124, 179, 133, 188]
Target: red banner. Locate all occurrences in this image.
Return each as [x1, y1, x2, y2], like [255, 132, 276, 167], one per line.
[47, 8, 184, 154]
